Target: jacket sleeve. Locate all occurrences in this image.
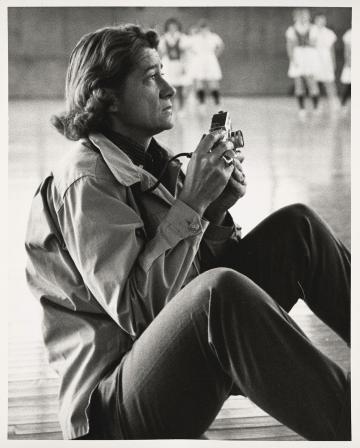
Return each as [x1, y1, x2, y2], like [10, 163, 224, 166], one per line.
[59, 175, 208, 339]
[198, 213, 242, 271]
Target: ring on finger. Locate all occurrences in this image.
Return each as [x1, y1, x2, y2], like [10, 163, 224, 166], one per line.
[221, 154, 234, 167]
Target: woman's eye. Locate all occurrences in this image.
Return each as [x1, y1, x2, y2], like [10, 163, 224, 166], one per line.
[147, 72, 165, 82]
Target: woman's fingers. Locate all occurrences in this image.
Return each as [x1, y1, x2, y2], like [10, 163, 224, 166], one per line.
[234, 149, 245, 163]
[196, 131, 228, 155]
[210, 139, 235, 161]
[231, 159, 246, 185]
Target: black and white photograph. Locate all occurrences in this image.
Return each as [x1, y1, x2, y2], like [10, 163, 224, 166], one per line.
[3, 0, 357, 445]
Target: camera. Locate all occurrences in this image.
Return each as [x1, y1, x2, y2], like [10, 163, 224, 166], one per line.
[145, 111, 245, 193]
[209, 111, 244, 148]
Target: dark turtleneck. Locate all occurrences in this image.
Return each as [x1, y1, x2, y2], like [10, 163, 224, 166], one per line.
[103, 128, 183, 196]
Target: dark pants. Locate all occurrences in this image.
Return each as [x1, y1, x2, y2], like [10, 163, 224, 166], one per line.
[85, 204, 351, 440]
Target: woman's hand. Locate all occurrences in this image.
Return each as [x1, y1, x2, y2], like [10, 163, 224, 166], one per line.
[178, 131, 235, 216]
[205, 150, 247, 224]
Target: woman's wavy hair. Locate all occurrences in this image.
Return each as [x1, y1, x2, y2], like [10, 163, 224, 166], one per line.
[51, 24, 159, 141]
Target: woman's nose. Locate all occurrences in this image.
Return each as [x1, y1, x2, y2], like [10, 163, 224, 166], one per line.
[160, 77, 176, 99]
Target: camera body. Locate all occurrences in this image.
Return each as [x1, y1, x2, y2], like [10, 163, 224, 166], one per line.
[209, 111, 244, 148]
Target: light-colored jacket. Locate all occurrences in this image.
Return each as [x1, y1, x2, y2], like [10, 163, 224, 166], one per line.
[25, 133, 239, 439]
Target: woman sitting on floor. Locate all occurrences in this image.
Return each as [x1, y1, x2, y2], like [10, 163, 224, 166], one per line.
[25, 23, 350, 440]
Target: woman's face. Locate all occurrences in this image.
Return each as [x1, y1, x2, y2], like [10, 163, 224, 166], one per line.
[111, 47, 176, 144]
[294, 9, 310, 24]
[315, 15, 326, 28]
[168, 22, 179, 34]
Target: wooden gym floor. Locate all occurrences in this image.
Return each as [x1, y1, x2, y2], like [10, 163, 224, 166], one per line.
[8, 96, 351, 440]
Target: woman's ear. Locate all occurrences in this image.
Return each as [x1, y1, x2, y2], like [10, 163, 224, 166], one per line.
[108, 96, 121, 113]
[104, 89, 121, 113]
[108, 101, 119, 113]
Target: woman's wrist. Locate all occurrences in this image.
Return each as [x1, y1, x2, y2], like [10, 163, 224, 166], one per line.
[178, 192, 207, 217]
[204, 207, 227, 226]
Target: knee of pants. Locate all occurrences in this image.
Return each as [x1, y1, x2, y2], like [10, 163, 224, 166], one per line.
[199, 267, 244, 294]
[274, 203, 318, 230]
[199, 267, 268, 315]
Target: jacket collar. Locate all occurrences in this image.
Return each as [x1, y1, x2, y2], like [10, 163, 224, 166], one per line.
[88, 133, 142, 186]
[88, 133, 176, 203]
